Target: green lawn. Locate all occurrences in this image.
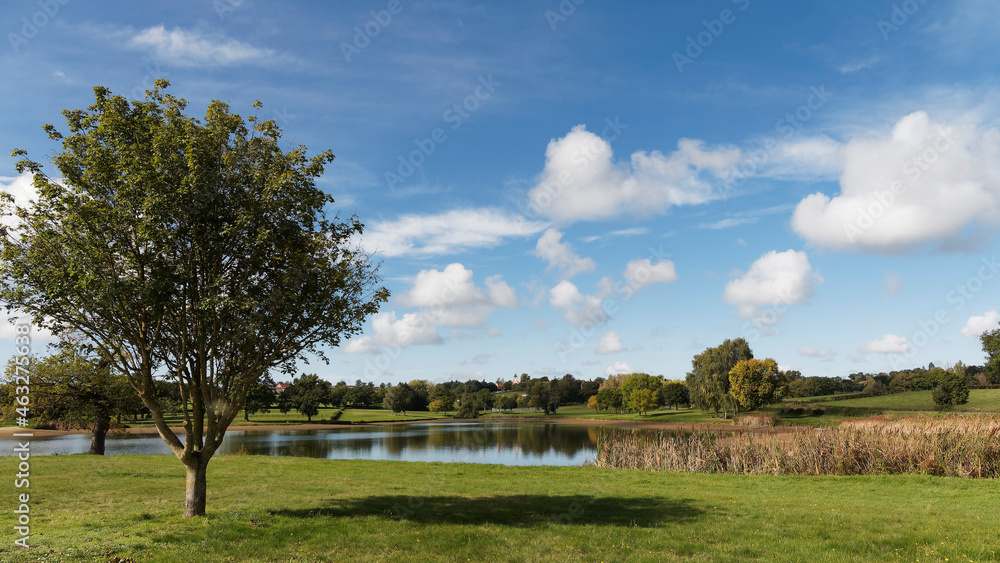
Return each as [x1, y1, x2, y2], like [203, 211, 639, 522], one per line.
[812, 389, 1000, 412]
[0, 455, 996, 562]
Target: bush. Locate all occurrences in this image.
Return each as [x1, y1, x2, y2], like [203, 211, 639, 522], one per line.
[455, 401, 479, 418]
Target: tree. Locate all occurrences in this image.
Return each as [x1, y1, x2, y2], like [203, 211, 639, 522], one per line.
[661, 382, 689, 410]
[243, 375, 277, 422]
[0, 82, 388, 516]
[428, 396, 454, 413]
[687, 338, 753, 418]
[528, 380, 553, 414]
[596, 387, 623, 414]
[383, 383, 414, 415]
[278, 374, 332, 422]
[499, 395, 518, 413]
[456, 395, 479, 418]
[620, 373, 663, 412]
[982, 328, 1000, 383]
[1, 336, 137, 454]
[629, 388, 658, 416]
[932, 370, 970, 409]
[587, 395, 599, 412]
[728, 358, 781, 412]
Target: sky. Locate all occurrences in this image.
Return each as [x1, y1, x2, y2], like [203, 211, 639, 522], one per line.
[1, 0, 999, 385]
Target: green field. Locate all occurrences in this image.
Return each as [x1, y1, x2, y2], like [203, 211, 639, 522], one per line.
[811, 388, 1000, 412]
[1, 455, 996, 562]
[487, 404, 730, 424]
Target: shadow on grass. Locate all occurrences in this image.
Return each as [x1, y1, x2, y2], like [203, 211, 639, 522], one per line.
[273, 494, 705, 527]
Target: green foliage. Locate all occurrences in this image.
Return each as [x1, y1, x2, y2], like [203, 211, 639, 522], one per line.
[243, 375, 277, 422]
[383, 383, 414, 414]
[455, 397, 479, 418]
[595, 387, 623, 414]
[686, 338, 753, 418]
[982, 328, 1000, 383]
[619, 373, 663, 412]
[728, 358, 781, 412]
[933, 371, 970, 410]
[278, 374, 332, 422]
[0, 81, 387, 515]
[628, 388, 658, 416]
[429, 397, 455, 413]
[661, 382, 690, 409]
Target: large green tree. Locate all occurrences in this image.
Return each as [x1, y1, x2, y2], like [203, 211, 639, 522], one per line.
[0, 82, 387, 516]
[243, 374, 277, 422]
[982, 328, 1000, 384]
[686, 338, 753, 419]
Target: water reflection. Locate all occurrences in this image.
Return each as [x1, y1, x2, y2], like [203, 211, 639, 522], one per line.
[2, 422, 601, 466]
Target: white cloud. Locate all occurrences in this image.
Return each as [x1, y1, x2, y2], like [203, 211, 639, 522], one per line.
[534, 228, 596, 279]
[799, 346, 836, 358]
[622, 258, 678, 289]
[127, 26, 286, 67]
[604, 360, 633, 376]
[699, 217, 758, 230]
[528, 125, 741, 223]
[792, 111, 1000, 253]
[549, 279, 612, 327]
[344, 264, 517, 353]
[723, 250, 823, 325]
[961, 310, 1000, 337]
[861, 334, 912, 354]
[471, 353, 491, 365]
[757, 136, 843, 181]
[358, 208, 546, 257]
[596, 331, 624, 355]
[341, 311, 442, 354]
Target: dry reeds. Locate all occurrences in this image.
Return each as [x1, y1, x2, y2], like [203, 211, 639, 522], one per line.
[594, 415, 1000, 478]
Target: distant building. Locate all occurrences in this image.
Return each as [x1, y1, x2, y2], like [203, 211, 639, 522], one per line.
[272, 383, 291, 394]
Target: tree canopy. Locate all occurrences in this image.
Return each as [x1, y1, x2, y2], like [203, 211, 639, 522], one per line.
[0, 81, 388, 516]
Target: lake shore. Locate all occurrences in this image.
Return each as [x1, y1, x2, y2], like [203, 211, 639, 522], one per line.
[0, 415, 809, 438]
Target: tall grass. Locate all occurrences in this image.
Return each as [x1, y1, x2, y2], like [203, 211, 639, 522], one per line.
[595, 415, 1000, 477]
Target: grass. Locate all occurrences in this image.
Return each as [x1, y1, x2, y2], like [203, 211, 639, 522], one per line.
[1, 454, 998, 562]
[812, 389, 1000, 412]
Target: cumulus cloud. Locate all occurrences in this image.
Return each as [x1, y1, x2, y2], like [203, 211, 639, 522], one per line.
[596, 331, 624, 355]
[534, 228, 596, 279]
[604, 360, 634, 376]
[357, 208, 546, 257]
[528, 125, 741, 223]
[549, 279, 611, 327]
[622, 258, 678, 289]
[799, 346, 836, 358]
[1, 172, 39, 233]
[723, 250, 823, 325]
[961, 310, 1000, 337]
[792, 111, 1000, 253]
[861, 334, 912, 354]
[127, 26, 287, 67]
[343, 264, 517, 353]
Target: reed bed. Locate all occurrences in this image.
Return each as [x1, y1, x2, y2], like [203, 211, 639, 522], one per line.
[595, 415, 1000, 477]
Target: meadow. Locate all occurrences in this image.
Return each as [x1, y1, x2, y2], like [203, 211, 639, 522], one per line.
[1, 454, 997, 562]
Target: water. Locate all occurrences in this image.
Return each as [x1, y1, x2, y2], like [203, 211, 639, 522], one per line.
[2, 422, 605, 466]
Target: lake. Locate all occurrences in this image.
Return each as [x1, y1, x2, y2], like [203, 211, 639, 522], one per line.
[4, 421, 607, 466]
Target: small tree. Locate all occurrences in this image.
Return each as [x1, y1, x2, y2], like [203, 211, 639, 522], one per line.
[455, 395, 479, 418]
[728, 358, 781, 412]
[383, 383, 414, 415]
[661, 382, 690, 410]
[629, 388, 658, 416]
[587, 395, 599, 412]
[932, 371, 969, 410]
[1, 337, 137, 454]
[429, 396, 454, 413]
[278, 374, 332, 422]
[243, 375, 277, 422]
[596, 387, 623, 414]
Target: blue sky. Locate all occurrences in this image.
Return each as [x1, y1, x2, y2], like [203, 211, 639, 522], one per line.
[2, 0, 1000, 385]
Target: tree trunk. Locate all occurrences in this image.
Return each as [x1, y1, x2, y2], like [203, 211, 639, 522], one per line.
[244, 409, 250, 422]
[87, 414, 110, 455]
[183, 456, 209, 517]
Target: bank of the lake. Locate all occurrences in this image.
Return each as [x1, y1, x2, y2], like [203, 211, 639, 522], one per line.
[0, 455, 995, 562]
